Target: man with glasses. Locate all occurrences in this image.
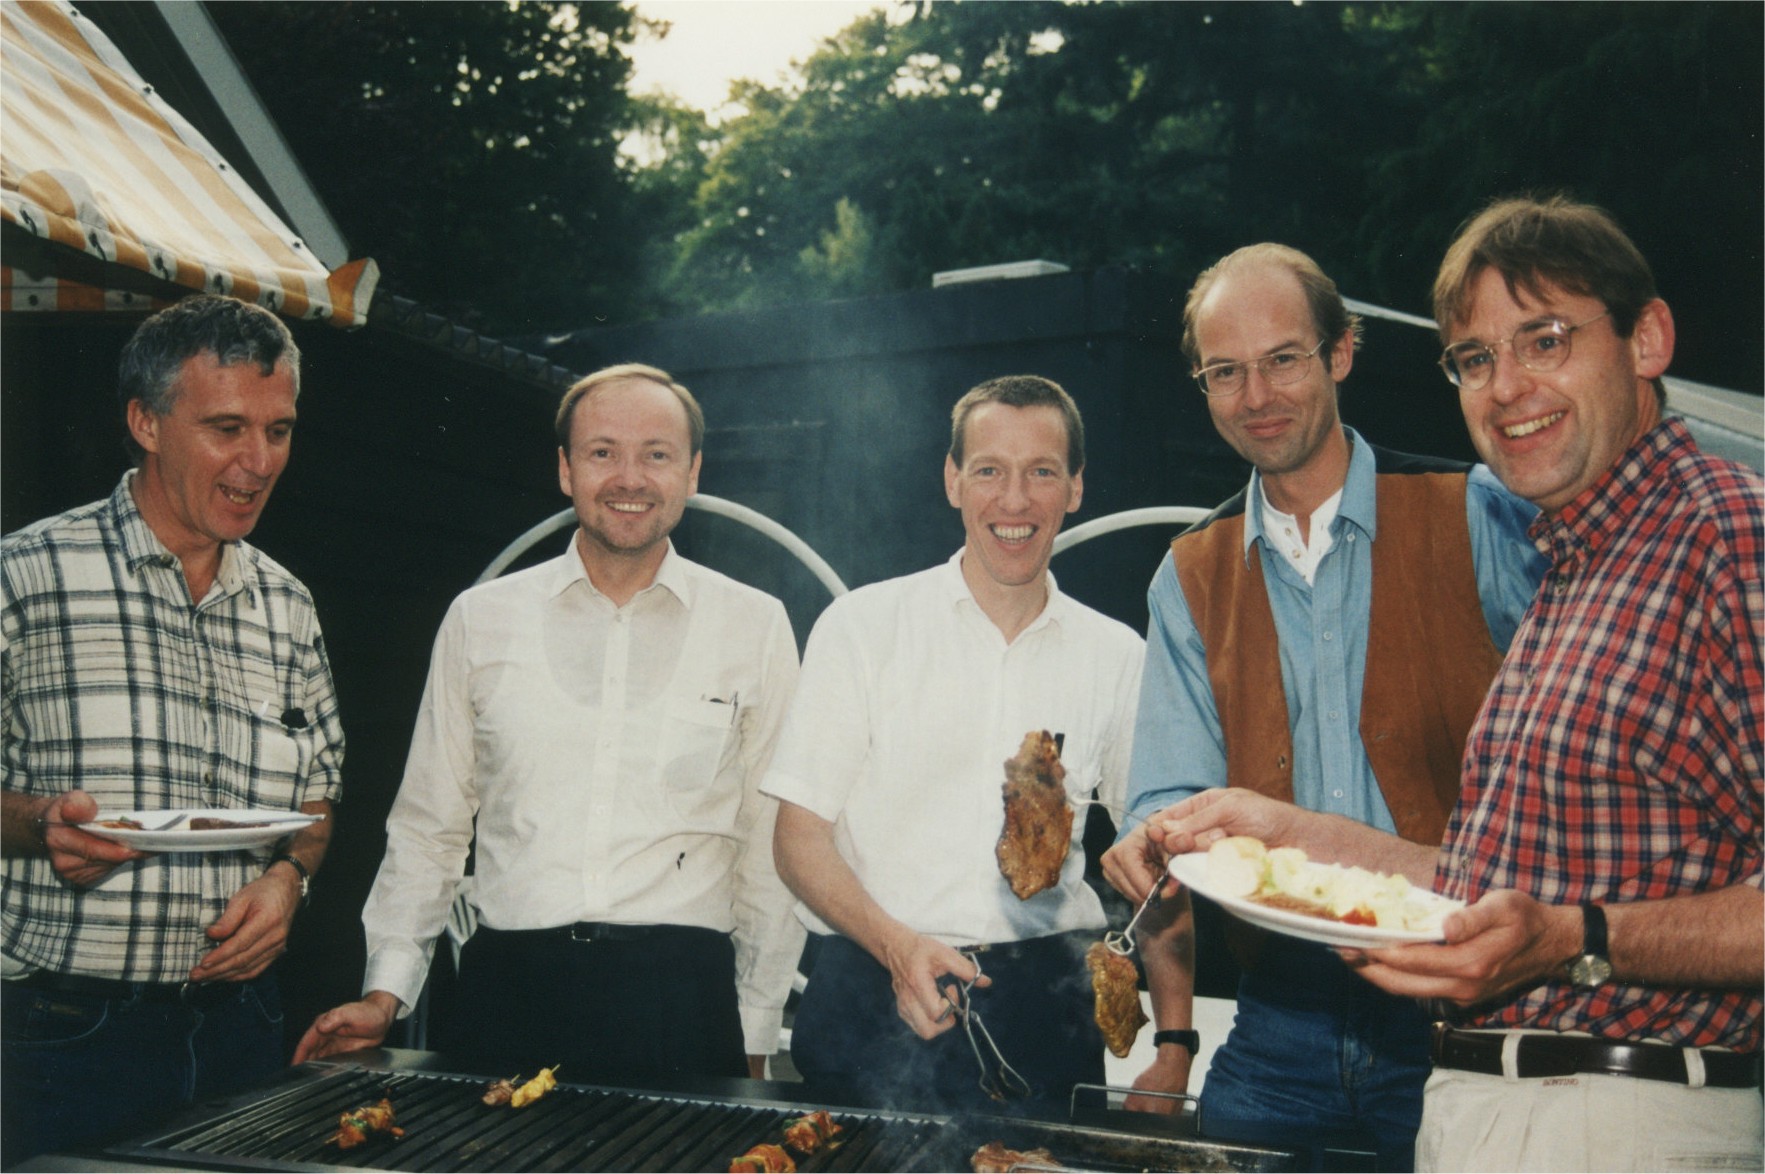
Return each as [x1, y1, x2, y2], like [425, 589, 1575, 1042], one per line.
[1137, 199, 1762, 1172]
[1102, 243, 1544, 1169]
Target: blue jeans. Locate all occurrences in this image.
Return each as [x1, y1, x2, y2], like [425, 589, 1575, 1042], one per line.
[1, 973, 284, 1166]
[1200, 938, 1431, 1172]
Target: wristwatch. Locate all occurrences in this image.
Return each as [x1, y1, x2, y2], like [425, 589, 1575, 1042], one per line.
[1567, 903, 1612, 987]
[1152, 1029, 1200, 1055]
[270, 853, 311, 907]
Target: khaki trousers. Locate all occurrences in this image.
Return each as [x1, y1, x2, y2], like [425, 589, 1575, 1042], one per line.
[1417, 1065, 1762, 1172]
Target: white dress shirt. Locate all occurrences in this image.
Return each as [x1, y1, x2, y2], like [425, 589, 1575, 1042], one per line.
[761, 551, 1144, 947]
[361, 539, 802, 1053]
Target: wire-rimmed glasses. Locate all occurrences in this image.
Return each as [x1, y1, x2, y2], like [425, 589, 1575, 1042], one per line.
[1193, 338, 1329, 397]
[1438, 311, 1610, 391]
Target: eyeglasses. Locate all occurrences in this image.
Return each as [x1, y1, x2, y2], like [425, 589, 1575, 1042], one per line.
[1438, 311, 1610, 391]
[1193, 338, 1329, 397]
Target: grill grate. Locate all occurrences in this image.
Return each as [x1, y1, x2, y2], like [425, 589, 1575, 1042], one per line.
[108, 1063, 1294, 1172]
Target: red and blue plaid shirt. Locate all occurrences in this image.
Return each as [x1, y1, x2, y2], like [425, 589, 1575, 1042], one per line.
[1440, 419, 1762, 1049]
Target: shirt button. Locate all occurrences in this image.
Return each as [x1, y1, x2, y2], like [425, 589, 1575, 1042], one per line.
[1328, 710, 1340, 720]
[1332, 789, 1345, 799]
[1322, 631, 1334, 641]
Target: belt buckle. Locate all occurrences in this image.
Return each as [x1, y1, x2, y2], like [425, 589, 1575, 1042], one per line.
[569, 923, 600, 943]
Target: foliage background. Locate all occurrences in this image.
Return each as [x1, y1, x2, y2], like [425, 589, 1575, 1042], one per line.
[210, 1, 1762, 392]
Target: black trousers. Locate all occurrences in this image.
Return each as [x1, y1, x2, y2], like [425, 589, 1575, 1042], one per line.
[452, 923, 746, 1085]
[791, 931, 1105, 1118]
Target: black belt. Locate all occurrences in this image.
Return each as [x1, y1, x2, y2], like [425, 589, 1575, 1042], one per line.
[8, 969, 246, 1008]
[483, 921, 674, 943]
[1432, 1024, 1762, 1089]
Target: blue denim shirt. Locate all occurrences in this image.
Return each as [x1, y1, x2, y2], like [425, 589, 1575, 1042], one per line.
[1125, 428, 1547, 834]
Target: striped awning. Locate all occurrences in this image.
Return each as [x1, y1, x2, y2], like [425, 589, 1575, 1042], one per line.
[0, 0, 376, 325]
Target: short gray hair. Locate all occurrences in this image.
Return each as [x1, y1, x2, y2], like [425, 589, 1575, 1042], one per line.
[118, 295, 300, 456]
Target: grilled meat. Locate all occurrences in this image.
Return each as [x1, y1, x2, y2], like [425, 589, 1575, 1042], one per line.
[971, 1140, 1063, 1171]
[781, 1109, 843, 1155]
[509, 1065, 558, 1108]
[994, 730, 1071, 900]
[1084, 942, 1149, 1058]
[480, 1077, 516, 1107]
[729, 1142, 797, 1172]
[327, 1097, 403, 1150]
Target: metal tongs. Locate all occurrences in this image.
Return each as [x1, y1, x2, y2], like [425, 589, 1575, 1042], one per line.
[942, 950, 1032, 1103]
[1104, 880, 1166, 957]
[1068, 797, 1166, 958]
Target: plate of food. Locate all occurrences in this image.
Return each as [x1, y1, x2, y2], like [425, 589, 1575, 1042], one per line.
[1167, 836, 1464, 949]
[81, 809, 321, 852]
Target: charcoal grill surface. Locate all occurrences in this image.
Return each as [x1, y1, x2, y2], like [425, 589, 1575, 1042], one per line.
[101, 1055, 1296, 1173]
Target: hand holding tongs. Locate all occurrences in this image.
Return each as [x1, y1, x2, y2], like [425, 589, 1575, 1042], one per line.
[942, 951, 1033, 1103]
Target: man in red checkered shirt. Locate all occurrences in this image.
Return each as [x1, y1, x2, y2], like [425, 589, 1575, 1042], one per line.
[1128, 197, 1761, 1171]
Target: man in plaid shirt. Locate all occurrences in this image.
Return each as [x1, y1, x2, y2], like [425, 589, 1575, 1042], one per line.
[1123, 197, 1760, 1172]
[1, 295, 344, 1164]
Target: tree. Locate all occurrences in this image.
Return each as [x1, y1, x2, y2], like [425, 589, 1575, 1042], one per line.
[208, 1, 645, 336]
[1356, 3, 1762, 388]
[653, 1, 1760, 391]
[657, 2, 1429, 311]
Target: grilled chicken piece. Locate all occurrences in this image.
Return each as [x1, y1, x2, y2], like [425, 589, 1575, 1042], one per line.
[480, 1077, 517, 1106]
[994, 730, 1071, 900]
[729, 1142, 796, 1173]
[971, 1140, 1063, 1172]
[1085, 942, 1149, 1058]
[509, 1065, 558, 1108]
[781, 1109, 843, 1155]
[328, 1097, 403, 1150]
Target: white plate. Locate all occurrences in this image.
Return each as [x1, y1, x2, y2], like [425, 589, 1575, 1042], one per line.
[1167, 851, 1461, 948]
[81, 809, 321, 852]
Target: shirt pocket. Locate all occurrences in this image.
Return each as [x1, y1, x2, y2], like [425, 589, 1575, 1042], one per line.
[652, 696, 740, 824]
[1054, 729, 1105, 807]
[247, 713, 311, 803]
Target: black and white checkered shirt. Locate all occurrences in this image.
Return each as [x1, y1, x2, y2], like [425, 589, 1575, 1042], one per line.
[1, 472, 344, 982]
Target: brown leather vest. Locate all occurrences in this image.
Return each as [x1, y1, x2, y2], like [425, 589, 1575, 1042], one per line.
[1172, 458, 1505, 846]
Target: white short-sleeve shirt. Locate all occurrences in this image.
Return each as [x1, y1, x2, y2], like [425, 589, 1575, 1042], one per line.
[762, 552, 1145, 946]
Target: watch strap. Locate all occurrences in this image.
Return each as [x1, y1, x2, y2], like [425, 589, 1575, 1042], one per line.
[271, 853, 311, 906]
[1580, 903, 1608, 958]
[1152, 1029, 1199, 1055]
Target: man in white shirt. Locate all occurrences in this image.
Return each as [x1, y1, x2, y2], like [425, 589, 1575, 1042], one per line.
[294, 364, 802, 1083]
[765, 376, 1145, 1115]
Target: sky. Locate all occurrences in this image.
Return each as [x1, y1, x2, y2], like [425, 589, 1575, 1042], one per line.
[626, 1, 885, 116]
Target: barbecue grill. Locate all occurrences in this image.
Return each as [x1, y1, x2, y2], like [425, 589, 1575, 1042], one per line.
[40, 1049, 1299, 1172]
